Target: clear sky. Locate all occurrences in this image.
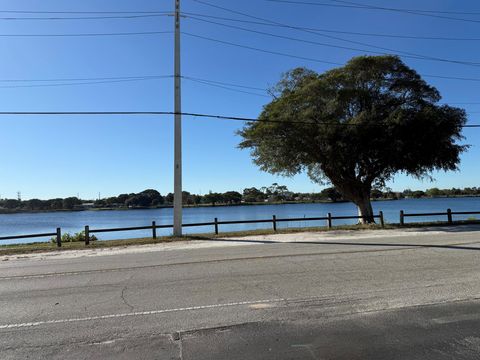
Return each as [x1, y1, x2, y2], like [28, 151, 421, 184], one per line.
[0, 0, 479, 200]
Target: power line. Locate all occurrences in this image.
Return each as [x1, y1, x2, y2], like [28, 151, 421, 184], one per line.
[0, 13, 172, 20]
[184, 77, 270, 97]
[0, 72, 270, 96]
[0, 111, 478, 128]
[0, 31, 173, 37]
[0, 74, 269, 96]
[331, 0, 480, 22]
[266, 0, 480, 16]
[183, 32, 480, 82]
[183, 32, 343, 65]
[0, 76, 173, 89]
[187, 15, 480, 67]
[185, 12, 480, 41]
[190, 1, 480, 68]
[184, 112, 480, 128]
[0, 10, 169, 14]
[423, 74, 480, 83]
[443, 102, 480, 105]
[0, 75, 260, 87]
[184, 73, 480, 88]
[3, 71, 479, 102]
[4, 4, 480, 17]
[1, 72, 480, 95]
[183, 76, 267, 91]
[185, 75, 480, 100]
[267, 0, 480, 24]
[0, 75, 172, 83]
[5, 10, 475, 68]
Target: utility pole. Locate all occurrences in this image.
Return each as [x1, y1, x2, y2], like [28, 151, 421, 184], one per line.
[173, 0, 183, 236]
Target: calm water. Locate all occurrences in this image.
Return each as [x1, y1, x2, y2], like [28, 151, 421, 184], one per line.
[1, 197, 480, 244]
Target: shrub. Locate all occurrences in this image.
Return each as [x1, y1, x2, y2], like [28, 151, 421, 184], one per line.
[50, 231, 98, 243]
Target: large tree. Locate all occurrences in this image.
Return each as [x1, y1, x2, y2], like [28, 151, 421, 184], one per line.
[239, 56, 468, 223]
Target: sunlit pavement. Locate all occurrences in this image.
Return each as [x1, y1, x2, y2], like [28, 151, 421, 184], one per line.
[1, 226, 480, 359]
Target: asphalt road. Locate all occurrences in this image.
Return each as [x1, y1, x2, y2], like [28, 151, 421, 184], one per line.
[1, 227, 479, 359]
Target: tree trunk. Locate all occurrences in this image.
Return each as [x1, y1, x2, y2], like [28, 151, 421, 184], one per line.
[353, 193, 375, 224]
[329, 177, 375, 224]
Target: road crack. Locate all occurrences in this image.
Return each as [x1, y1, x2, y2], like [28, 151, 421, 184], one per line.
[172, 332, 183, 360]
[120, 286, 134, 312]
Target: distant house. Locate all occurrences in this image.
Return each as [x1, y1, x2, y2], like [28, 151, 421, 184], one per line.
[74, 202, 95, 210]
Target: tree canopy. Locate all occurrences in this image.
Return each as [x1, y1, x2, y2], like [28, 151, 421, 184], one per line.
[238, 55, 468, 222]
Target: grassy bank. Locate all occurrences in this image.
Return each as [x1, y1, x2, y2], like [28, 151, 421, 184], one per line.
[2, 220, 479, 257]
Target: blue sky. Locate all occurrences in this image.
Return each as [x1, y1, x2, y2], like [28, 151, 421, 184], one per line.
[0, 0, 479, 200]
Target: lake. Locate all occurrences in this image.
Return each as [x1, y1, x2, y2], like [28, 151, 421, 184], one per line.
[1, 197, 480, 244]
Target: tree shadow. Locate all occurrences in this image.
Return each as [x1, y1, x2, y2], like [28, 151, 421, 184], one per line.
[400, 223, 480, 233]
[190, 236, 480, 252]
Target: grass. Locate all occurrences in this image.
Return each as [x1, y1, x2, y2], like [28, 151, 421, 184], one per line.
[0, 236, 187, 256]
[1, 220, 480, 257]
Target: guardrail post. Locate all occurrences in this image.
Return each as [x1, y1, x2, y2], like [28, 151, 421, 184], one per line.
[85, 225, 90, 246]
[56, 228, 62, 248]
[379, 211, 385, 228]
[327, 213, 332, 229]
[152, 221, 157, 239]
[214, 218, 219, 235]
[447, 208, 453, 224]
[400, 210, 404, 226]
[272, 215, 277, 231]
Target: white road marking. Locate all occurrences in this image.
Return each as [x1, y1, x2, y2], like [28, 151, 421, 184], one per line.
[431, 313, 480, 324]
[249, 303, 275, 309]
[92, 339, 116, 345]
[0, 268, 133, 281]
[0, 298, 286, 330]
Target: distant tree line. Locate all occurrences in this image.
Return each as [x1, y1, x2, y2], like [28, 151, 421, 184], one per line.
[1, 185, 479, 212]
[0, 197, 83, 211]
[401, 187, 480, 198]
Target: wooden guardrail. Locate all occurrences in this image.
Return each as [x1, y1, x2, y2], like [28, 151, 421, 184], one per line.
[0, 212, 384, 247]
[0, 228, 62, 247]
[1, 208, 479, 248]
[399, 209, 480, 226]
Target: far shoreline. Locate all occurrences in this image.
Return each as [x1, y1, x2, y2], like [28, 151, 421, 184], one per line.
[1, 195, 479, 215]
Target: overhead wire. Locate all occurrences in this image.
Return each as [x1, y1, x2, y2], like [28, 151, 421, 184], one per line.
[0, 110, 478, 128]
[0, 10, 170, 15]
[330, 0, 480, 23]
[190, 1, 480, 67]
[0, 75, 172, 83]
[183, 76, 267, 91]
[4, 4, 480, 17]
[184, 12, 480, 41]
[0, 76, 173, 89]
[266, 0, 480, 24]
[0, 13, 172, 21]
[4, 10, 477, 69]
[183, 77, 270, 97]
[187, 15, 480, 67]
[1, 72, 478, 106]
[183, 32, 343, 65]
[0, 2, 476, 120]
[422, 74, 480, 83]
[266, 0, 480, 16]
[188, 1, 480, 83]
[0, 74, 268, 96]
[0, 31, 173, 37]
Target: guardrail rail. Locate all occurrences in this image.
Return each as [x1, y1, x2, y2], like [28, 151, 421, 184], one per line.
[1, 208, 479, 248]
